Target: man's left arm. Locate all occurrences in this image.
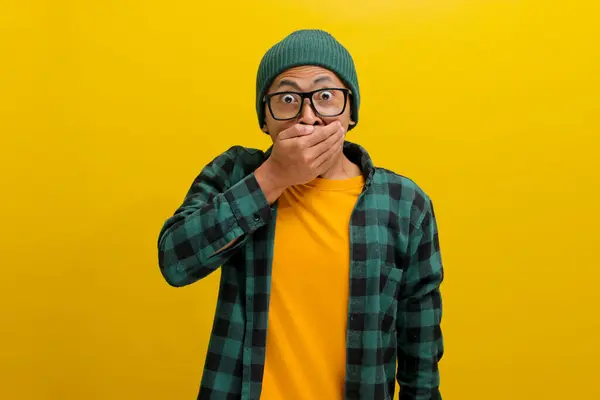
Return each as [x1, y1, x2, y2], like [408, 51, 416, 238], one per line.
[396, 197, 444, 400]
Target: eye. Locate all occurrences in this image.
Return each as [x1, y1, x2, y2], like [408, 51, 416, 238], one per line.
[318, 90, 334, 101]
[281, 94, 297, 104]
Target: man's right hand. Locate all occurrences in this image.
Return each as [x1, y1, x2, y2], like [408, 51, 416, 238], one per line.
[270, 121, 346, 185]
[254, 122, 345, 204]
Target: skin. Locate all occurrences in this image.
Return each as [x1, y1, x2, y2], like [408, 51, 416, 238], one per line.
[261, 65, 361, 182]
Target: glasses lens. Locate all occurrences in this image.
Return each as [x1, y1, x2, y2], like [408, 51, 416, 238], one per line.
[312, 89, 346, 117]
[269, 92, 303, 120]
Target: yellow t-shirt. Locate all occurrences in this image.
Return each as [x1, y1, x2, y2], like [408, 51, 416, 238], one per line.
[260, 174, 365, 400]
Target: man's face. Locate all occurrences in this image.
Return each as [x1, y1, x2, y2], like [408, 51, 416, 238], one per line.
[262, 65, 355, 140]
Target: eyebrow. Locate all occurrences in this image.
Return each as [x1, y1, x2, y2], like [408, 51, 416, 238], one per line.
[274, 75, 334, 91]
[275, 79, 302, 91]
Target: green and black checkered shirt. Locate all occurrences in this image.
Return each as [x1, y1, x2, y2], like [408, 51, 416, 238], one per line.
[157, 141, 444, 400]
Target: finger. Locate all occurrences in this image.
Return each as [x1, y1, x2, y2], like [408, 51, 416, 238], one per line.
[303, 121, 342, 147]
[312, 128, 345, 166]
[304, 121, 341, 147]
[310, 124, 344, 157]
[278, 124, 315, 141]
[314, 136, 344, 174]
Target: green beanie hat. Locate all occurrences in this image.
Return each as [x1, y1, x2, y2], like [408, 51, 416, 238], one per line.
[256, 29, 360, 131]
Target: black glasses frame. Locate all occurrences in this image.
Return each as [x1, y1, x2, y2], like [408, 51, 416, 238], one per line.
[263, 88, 352, 121]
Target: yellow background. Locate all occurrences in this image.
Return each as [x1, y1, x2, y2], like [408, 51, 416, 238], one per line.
[1, 0, 599, 399]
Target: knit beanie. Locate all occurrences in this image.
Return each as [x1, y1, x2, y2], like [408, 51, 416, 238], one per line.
[256, 29, 360, 131]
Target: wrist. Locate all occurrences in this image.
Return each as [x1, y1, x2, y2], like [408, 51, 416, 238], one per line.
[254, 159, 288, 204]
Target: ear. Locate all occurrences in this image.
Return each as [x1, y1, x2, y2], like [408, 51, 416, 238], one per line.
[349, 119, 356, 126]
[261, 124, 269, 133]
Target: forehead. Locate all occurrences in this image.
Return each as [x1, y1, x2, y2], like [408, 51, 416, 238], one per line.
[270, 65, 346, 90]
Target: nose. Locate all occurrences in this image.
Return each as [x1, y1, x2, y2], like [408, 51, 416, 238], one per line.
[297, 98, 324, 126]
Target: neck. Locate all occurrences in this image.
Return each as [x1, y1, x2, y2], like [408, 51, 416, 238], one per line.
[319, 153, 362, 180]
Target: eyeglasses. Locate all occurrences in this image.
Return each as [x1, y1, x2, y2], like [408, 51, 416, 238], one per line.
[263, 88, 351, 121]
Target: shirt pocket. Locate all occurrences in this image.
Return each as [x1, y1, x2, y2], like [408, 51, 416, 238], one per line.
[379, 264, 403, 332]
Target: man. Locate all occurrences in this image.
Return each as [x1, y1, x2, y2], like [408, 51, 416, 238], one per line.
[157, 29, 444, 400]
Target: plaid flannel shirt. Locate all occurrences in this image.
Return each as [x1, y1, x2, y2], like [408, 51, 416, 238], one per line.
[157, 141, 444, 400]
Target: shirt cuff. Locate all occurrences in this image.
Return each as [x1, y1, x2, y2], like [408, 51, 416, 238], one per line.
[223, 172, 273, 234]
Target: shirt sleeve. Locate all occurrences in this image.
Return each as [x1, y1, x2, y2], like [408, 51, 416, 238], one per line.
[397, 197, 444, 400]
[157, 147, 272, 287]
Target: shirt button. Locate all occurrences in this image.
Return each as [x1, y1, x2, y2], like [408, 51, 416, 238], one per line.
[253, 213, 260, 221]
